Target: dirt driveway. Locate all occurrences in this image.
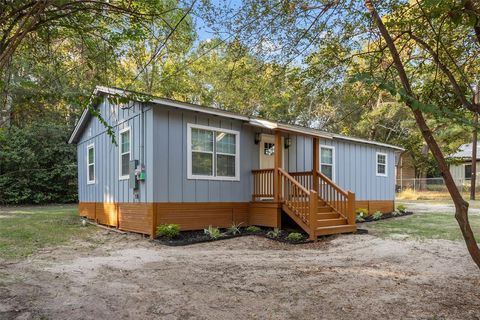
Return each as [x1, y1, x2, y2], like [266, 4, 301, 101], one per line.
[1, 226, 480, 320]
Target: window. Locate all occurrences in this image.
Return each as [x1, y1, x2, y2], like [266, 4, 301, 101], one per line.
[320, 146, 335, 180]
[264, 142, 275, 155]
[465, 164, 472, 180]
[119, 127, 131, 179]
[187, 123, 239, 180]
[87, 144, 95, 184]
[376, 152, 388, 177]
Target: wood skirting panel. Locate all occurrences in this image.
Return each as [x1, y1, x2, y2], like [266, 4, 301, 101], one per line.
[355, 200, 394, 215]
[155, 202, 250, 231]
[118, 203, 154, 235]
[78, 202, 96, 219]
[96, 203, 118, 227]
[248, 202, 281, 228]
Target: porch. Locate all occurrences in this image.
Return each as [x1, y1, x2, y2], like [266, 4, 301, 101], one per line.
[250, 130, 357, 239]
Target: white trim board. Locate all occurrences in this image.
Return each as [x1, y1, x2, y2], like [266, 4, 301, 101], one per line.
[376, 152, 388, 177]
[119, 127, 131, 180]
[187, 123, 240, 181]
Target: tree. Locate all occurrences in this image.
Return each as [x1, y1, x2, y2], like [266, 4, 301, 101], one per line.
[200, 0, 480, 267]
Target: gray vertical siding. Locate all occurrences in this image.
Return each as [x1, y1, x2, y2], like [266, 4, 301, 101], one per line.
[286, 136, 396, 201]
[77, 97, 153, 203]
[151, 106, 257, 202]
[76, 97, 396, 203]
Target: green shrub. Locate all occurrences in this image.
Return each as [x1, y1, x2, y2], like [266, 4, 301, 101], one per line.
[355, 208, 369, 217]
[266, 229, 282, 238]
[356, 214, 365, 223]
[204, 226, 222, 239]
[156, 224, 180, 239]
[396, 204, 407, 213]
[246, 225, 261, 233]
[227, 222, 243, 235]
[286, 232, 304, 242]
[372, 211, 383, 220]
[392, 211, 402, 217]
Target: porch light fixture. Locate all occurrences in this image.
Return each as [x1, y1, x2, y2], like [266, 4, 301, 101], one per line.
[284, 137, 292, 149]
[254, 132, 261, 144]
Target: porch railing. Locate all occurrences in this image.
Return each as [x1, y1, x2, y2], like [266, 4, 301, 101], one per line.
[289, 170, 355, 224]
[251, 168, 356, 236]
[278, 168, 315, 226]
[252, 168, 275, 200]
[316, 171, 356, 225]
[290, 171, 313, 191]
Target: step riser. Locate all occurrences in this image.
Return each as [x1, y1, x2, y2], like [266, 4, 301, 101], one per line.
[315, 225, 356, 236]
[317, 206, 332, 213]
[315, 213, 339, 219]
[316, 218, 347, 227]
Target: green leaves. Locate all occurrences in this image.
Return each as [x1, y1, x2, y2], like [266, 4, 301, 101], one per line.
[0, 121, 78, 204]
[350, 72, 475, 126]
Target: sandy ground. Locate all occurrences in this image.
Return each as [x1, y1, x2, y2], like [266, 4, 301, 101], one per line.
[1, 226, 480, 320]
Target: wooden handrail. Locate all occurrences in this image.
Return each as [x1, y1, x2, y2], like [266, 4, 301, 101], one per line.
[278, 168, 312, 230]
[317, 170, 348, 197]
[278, 168, 310, 194]
[252, 168, 275, 173]
[289, 171, 313, 176]
[289, 171, 313, 191]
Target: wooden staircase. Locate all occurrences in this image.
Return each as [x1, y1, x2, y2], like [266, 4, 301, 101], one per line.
[252, 168, 357, 239]
[314, 199, 356, 236]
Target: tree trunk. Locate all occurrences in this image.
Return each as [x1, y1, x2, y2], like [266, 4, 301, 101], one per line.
[471, 112, 478, 200]
[419, 143, 428, 191]
[365, 0, 480, 268]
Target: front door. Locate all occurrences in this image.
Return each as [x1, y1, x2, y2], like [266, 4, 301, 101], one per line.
[259, 134, 283, 169]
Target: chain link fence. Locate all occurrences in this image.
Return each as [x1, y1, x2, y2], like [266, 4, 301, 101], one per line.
[396, 177, 480, 193]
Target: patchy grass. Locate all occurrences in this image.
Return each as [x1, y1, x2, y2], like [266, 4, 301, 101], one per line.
[396, 188, 471, 201]
[363, 211, 480, 242]
[0, 205, 94, 259]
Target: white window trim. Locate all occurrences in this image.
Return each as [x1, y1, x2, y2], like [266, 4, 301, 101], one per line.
[87, 143, 95, 184]
[187, 123, 240, 181]
[320, 145, 335, 182]
[119, 127, 131, 180]
[376, 152, 388, 177]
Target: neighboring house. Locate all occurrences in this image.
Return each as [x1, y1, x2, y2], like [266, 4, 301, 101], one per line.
[395, 151, 416, 190]
[449, 143, 480, 184]
[69, 86, 403, 240]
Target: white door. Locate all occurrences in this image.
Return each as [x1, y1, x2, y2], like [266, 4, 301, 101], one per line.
[259, 134, 283, 169]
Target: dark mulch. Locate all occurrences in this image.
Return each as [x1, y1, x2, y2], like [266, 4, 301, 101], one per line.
[153, 227, 314, 246]
[358, 211, 413, 223]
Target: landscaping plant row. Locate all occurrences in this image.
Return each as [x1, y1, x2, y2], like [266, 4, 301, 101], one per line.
[153, 223, 312, 246]
[356, 204, 412, 223]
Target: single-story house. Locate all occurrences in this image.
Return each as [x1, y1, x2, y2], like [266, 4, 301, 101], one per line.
[449, 143, 479, 183]
[69, 86, 403, 240]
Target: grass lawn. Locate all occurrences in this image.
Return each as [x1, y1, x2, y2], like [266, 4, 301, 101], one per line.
[363, 211, 480, 242]
[0, 204, 94, 259]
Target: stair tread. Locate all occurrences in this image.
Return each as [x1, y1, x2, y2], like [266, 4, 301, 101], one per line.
[316, 225, 356, 230]
[317, 217, 346, 222]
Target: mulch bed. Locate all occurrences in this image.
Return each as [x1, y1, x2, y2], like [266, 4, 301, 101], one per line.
[152, 227, 314, 246]
[152, 226, 371, 246]
[358, 211, 413, 223]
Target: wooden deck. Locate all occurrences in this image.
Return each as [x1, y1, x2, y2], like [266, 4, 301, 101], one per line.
[252, 168, 356, 239]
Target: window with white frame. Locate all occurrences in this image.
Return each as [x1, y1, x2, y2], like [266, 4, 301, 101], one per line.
[188, 124, 239, 180]
[320, 146, 335, 180]
[376, 152, 387, 176]
[87, 144, 95, 184]
[119, 128, 131, 179]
